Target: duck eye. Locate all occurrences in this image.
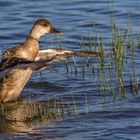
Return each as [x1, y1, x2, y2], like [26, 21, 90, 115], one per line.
[44, 24, 48, 27]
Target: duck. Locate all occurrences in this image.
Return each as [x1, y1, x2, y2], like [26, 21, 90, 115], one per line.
[0, 19, 63, 103]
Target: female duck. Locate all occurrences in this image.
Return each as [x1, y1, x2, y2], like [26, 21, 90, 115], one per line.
[0, 19, 63, 102]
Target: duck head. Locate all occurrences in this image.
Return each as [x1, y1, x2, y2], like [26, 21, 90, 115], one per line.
[29, 19, 63, 40]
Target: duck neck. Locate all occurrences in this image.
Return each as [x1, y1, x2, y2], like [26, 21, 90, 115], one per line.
[27, 29, 41, 41]
[27, 25, 45, 41]
[27, 34, 39, 42]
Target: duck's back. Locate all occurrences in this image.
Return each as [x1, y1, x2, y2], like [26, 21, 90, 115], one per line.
[1, 39, 39, 69]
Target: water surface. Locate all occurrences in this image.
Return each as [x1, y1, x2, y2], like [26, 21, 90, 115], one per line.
[0, 0, 140, 139]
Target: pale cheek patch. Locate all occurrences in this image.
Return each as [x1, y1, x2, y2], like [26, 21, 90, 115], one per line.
[31, 25, 51, 39]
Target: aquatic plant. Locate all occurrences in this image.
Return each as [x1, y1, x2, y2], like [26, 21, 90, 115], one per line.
[62, 21, 140, 100]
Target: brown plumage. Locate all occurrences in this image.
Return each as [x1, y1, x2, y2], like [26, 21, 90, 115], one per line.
[0, 19, 63, 102]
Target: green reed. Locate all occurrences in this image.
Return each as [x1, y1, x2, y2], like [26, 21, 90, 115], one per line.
[138, 32, 140, 49]
[82, 62, 85, 80]
[86, 22, 140, 98]
[65, 62, 69, 73]
[62, 20, 140, 101]
[135, 78, 139, 96]
[88, 33, 93, 51]
[67, 103, 71, 115]
[72, 95, 77, 115]
[81, 35, 85, 50]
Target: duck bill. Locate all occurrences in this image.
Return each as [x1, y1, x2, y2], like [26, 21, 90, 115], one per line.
[50, 26, 63, 34]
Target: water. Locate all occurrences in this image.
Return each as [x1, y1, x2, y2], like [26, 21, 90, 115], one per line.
[0, 0, 140, 139]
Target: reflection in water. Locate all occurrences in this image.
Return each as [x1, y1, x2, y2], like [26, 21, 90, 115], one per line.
[0, 99, 67, 133]
[0, 92, 88, 135]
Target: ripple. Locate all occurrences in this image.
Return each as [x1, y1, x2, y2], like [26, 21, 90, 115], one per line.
[0, 0, 140, 139]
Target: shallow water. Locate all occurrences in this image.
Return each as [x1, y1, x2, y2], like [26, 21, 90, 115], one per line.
[0, 0, 140, 139]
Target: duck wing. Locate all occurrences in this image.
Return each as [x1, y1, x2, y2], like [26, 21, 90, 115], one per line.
[0, 55, 67, 79]
[36, 48, 101, 61]
[0, 46, 25, 70]
[0, 57, 31, 71]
